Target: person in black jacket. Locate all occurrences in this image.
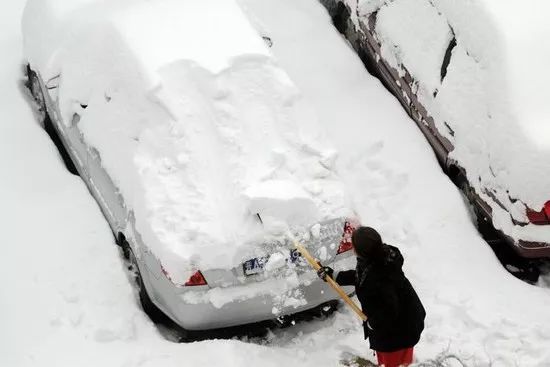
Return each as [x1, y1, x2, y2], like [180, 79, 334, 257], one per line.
[318, 226, 425, 367]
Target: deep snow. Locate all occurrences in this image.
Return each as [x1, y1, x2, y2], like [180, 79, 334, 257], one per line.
[22, 0, 353, 282]
[3, 0, 550, 366]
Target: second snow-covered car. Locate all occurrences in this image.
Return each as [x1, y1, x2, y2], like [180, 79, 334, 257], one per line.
[23, 0, 356, 337]
[321, 0, 550, 258]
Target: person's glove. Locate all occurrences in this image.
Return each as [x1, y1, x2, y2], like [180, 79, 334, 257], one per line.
[317, 266, 334, 281]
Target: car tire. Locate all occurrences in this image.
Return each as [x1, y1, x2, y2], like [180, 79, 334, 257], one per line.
[126, 245, 166, 324]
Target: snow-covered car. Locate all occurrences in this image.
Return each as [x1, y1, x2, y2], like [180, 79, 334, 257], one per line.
[22, 0, 356, 336]
[321, 0, 550, 258]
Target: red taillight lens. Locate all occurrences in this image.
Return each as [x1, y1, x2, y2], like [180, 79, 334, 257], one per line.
[526, 201, 550, 225]
[337, 220, 357, 254]
[184, 270, 207, 286]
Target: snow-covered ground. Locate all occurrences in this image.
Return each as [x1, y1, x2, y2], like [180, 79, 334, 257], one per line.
[2, 0, 550, 366]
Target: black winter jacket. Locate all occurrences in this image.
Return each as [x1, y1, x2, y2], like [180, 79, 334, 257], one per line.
[336, 244, 425, 352]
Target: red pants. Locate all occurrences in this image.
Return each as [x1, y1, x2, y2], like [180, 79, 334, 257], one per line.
[376, 347, 414, 367]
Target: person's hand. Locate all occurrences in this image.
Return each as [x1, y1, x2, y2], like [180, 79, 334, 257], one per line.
[317, 265, 334, 281]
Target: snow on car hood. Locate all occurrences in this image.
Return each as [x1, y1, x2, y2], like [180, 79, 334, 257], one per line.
[23, 0, 352, 283]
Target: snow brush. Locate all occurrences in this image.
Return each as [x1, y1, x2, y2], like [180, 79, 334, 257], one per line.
[291, 238, 367, 322]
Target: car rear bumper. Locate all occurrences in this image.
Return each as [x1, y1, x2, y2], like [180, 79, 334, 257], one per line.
[169, 274, 354, 331]
[499, 226, 550, 258]
[515, 239, 550, 258]
[477, 194, 550, 258]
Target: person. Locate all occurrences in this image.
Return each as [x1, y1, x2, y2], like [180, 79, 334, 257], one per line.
[318, 226, 425, 367]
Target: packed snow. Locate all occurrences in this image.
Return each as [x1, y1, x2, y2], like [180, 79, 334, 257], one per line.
[349, 0, 550, 245]
[3, 0, 550, 366]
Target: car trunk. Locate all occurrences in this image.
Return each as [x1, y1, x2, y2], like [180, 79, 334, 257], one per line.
[201, 217, 349, 288]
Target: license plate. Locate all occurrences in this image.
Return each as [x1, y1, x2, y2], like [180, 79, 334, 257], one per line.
[243, 249, 303, 276]
[243, 256, 268, 276]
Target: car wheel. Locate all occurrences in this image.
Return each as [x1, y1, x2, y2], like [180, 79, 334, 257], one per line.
[28, 70, 48, 126]
[127, 246, 166, 324]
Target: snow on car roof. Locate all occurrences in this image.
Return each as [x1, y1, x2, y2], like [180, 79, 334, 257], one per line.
[23, 0, 270, 81]
[23, 0, 352, 282]
[112, 0, 271, 80]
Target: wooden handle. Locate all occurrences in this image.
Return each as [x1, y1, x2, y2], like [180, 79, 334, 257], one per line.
[294, 241, 368, 322]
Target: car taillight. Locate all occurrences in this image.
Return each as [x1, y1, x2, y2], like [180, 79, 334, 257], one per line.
[184, 270, 207, 286]
[526, 201, 550, 225]
[337, 220, 357, 254]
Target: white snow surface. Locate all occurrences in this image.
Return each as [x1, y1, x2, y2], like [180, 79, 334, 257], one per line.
[353, 0, 550, 243]
[22, 0, 271, 82]
[375, 0, 453, 94]
[4, 0, 550, 366]
[22, 0, 352, 281]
